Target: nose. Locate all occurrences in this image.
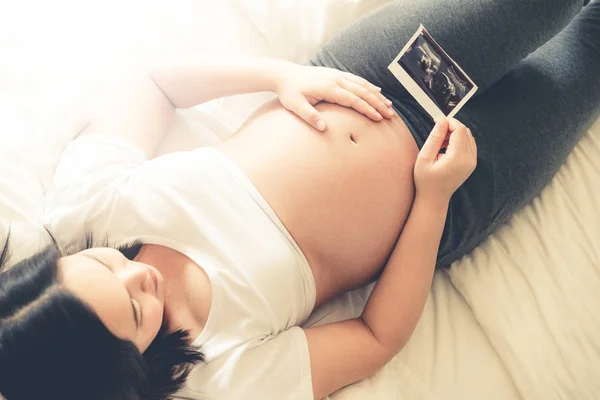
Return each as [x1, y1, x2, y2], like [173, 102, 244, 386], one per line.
[116, 262, 150, 294]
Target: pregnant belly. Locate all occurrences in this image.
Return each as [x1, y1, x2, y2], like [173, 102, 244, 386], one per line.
[214, 99, 419, 307]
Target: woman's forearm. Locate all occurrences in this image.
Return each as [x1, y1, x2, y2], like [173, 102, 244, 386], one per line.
[149, 58, 291, 109]
[360, 194, 449, 353]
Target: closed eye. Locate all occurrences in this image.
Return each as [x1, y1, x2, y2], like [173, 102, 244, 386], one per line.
[131, 299, 141, 328]
[81, 252, 141, 330]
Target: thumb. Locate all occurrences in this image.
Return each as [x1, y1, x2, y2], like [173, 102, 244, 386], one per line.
[420, 118, 449, 161]
[286, 94, 327, 131]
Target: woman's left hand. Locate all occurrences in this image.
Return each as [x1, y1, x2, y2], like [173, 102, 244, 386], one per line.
[274, 64, 395, 131]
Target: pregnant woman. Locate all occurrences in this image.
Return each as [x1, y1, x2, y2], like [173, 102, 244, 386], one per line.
[1, 0, 599, 399]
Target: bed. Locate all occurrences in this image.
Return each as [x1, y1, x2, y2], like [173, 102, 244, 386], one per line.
[1, 1, 599, 399]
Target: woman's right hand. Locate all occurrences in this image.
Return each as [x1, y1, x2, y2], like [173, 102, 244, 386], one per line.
[413, 117, 477, 204]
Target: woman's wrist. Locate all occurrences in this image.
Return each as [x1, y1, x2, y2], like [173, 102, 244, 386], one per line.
[414, 191, 451, 214]
[259, 58, 296, 93]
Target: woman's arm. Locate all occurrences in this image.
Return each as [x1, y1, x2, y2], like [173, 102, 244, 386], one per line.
[304, 118, 478, 399]
[76, 61, 280, 158]
[149, 58, 289, 109]
[150, 57, 394, 130]
[305, 195, 448, 399]
[78, 72, 175, 158]
[78, 57, 392, 158]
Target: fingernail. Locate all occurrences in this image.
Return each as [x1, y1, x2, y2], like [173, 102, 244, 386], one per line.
[386, 100, 393, 106]
[316, 120, 326, 131]
[375, 86, 382, 91]
[386, 108, 394, 116]
[375, 112, 383, 120]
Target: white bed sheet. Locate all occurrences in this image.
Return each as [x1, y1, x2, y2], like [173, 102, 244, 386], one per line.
[448, 116, 600, 400]
[1, 1, 599, 399]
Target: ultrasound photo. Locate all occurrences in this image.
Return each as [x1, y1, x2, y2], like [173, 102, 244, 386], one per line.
[388, 25, 477, 120]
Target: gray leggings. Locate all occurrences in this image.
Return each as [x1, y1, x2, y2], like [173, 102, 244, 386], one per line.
[310, 0, 600, 267]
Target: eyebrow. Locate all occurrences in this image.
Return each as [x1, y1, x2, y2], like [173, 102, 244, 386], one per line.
[81, 253, 141, 329]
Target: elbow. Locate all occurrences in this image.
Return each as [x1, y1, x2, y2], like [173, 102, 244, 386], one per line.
[378, 340, 407, 368]
[147, 69, 178, 109]
[359, 318, 407, 366]
[359, 316, 410, 362]
[378, 336, 411, 362]
[367, 341, 400, 378]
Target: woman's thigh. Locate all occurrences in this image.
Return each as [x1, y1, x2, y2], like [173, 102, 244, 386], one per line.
[437, 1, 600, 267]
[310, 0, 585, 98]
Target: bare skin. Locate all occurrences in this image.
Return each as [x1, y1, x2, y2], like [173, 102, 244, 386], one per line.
[214, 98, 419, 309]
[57, 62, 475, 398]
[58, 62, 411, 351]
[60, 97, 417, 351]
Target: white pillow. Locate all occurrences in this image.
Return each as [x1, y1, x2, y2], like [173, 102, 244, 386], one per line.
[0, 94, 87, 265]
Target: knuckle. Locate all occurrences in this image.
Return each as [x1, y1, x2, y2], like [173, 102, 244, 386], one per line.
[354, 76, 368, 85]
[351, 97, 364, 107]
[340, 91, 353, 103]
[357, 86, 369, 95]
[367, 93, 380, 104]
[348, 76, 362, 86]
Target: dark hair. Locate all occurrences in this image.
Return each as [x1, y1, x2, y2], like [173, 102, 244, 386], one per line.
[0, 232, 204, 400]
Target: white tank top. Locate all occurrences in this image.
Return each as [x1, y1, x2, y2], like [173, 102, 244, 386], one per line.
[46, 135, 315, 399]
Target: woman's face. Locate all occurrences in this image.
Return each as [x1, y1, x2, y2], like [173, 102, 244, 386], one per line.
[59, 248, 166, 352]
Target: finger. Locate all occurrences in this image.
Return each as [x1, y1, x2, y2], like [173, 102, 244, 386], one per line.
[463, 127, 472, 148]
[289, 95, 327, 131]
[343, 73, 382, 95]
[465, 128, 478, 169]
[466, 128, 475, 150]
[420, 118, 449, 162]
[326, 87, 384, 121]
[445, 125, 470, 157]
[338, 79, 393, 119]
[375, 89, 394, 110]
[447, 118, 470, 153]
[465, 127, 475, 151]
[344, 74, 393, 108]
[448, 117, 467, 133]
[367, 83, 394, 109]
[468, 128, 478, 159]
